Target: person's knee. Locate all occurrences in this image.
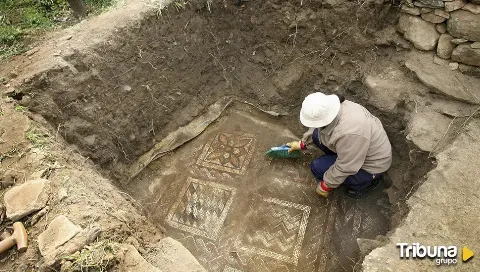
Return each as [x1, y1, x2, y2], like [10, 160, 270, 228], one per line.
[311, 156, 335, 178]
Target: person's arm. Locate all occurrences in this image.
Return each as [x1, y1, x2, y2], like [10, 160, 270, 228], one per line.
[323, 134, 370, 188]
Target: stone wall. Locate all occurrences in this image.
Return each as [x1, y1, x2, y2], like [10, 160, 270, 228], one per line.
[398, 0, 480, 68]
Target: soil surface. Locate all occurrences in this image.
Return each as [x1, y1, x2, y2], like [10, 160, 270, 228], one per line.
[16, 0, 396, 177]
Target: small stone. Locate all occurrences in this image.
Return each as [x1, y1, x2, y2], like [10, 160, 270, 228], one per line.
[83, 135, 96, 146]
[434, 9, 450, 19]
[58, 188, 68, 201]
[448, 10, 480, 42]
[4, 179, 51, 221]
[62, 35, 73, 41]
[38, 215, 82, 260]
[129, 134, 136, 141]
[422, 12, 447, 23]
[421, 7, 433, 13]
[436, 23, 447, 34]
[2, 87, 16, 96]
[461, 3, 480, 15]
[437, 33, 456, 59]
[471, 42, 480, 49]
[449, 62, 459, 70]
[445, 0, 467, 12]
[53, 52, 61, 56]
[401, 6, 421, 15]
[122, 85, 132, 92]
[451, 38, 469, 44]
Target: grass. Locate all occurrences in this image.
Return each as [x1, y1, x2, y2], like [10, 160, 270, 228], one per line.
[14, 105, 28, 112]
[0, 0, 115, 60]
[62, 241, 118, 272]
[25, 126, 50, 148]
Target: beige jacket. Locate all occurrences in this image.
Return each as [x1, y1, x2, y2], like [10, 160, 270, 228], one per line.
[319, 100, 392, 188]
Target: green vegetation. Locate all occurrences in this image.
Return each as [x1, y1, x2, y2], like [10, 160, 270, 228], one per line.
[26, 126, 50, 148]
[0, 0, 114, 60]
[62, 241, 118, 272]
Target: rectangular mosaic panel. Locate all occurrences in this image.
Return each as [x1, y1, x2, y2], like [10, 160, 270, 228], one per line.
[242, 197, 311, 265]
[165, 177, 236, 240]
[196, 132, 256, 175]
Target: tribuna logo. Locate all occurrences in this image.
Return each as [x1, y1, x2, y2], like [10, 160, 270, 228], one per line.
[397, 243, 458, 266]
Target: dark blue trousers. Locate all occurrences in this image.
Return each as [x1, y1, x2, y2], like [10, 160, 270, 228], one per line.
[311, 129, 381, 191]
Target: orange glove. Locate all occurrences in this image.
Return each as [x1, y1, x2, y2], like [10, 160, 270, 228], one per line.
[316, 181, 331, 197]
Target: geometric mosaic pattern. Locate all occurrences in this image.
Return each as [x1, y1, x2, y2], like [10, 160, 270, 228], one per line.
[196, 132, 256, 175]
[165, 177, 236, 240]
[242, 197, 311, 265]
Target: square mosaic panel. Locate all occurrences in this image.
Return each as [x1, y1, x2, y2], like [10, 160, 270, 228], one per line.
[166, 177, 236, 240]
[196, 132, 256, 175]
[242, 197, 311, 265]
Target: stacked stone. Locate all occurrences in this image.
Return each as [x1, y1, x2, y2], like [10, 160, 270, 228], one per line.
[398, 0, 480, 67]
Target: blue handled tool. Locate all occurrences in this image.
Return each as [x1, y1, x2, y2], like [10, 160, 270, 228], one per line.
[265, 144, 301, 159]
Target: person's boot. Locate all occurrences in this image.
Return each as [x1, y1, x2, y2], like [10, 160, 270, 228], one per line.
[346, 179, 380, 198]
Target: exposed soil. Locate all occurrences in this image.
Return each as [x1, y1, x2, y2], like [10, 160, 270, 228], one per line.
[0, 0, 438, 270]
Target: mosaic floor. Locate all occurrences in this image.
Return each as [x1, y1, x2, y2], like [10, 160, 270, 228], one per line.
[128, 105, 391, 272]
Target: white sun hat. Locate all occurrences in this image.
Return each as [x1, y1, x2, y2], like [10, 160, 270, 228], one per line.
[300, 92, 341, 128]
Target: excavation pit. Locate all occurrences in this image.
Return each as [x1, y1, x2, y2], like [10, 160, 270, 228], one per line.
[125, 102, 391, 272]
[12, 1, 437, 271]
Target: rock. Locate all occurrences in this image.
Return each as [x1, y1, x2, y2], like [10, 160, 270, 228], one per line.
[398, 14, 440, 50]
[364, 68, 409, 111]
[363, 120, 480, 271]
[434, 8, 450, 18]
[406, 110, 454, 152]
[401, 6, 421, 15]
[458, 63, 480, 77]
[462, 3, 480, 14]
[451, 38, 468, 44]
[4, 179, 51, 221]
[405, 51, 480, 104]
[145, 237, 206, 272]
[449, 62, 459, 70]
[415, 0, 444, 8]
[451, 43, 480, 66]
[421, 12, 447, 23]
[357, 238, 384, 256]
[420, 7, 433, 13]
[38, 215, 82, 260]
[471, 42, 480, 48]
[472, 0, 480, 4]
[437, 33, 456, 59]
[39, 219, 101, 265]
[448, 10, 480, 41]
[122, 85, 132, 92]
[433, 55, 450, 65]
[445, 0, 467, 12]
[83, 135, 96, 146]
[116, 244, 161, 272]
[58, 188, 68, 201]
[436, 23, 447, 34]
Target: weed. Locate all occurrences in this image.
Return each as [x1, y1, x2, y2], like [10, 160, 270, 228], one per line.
[0, 146, 19, 162]
[62, 240, 119, 272]
[14, 105, 28, 112]
[26, 127, 50, 148]
[172, 0, 188, 11]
